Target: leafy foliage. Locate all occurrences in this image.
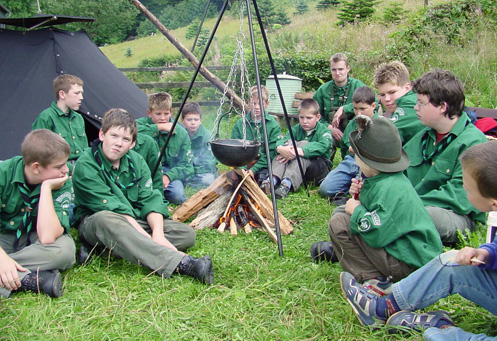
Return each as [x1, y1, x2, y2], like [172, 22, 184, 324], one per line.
[336, 0, 379, 26]
[316, 0, 340, 10]
[254, 0, 291, 31]
[294, 1, 309, 15]
[382, 2, 408, 24]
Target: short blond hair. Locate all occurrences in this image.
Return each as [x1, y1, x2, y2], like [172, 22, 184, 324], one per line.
[148, 92, 172, 112]
[22, 129, 70, 167]
[373, 61, 410, 88]
[249, 85, 269, 102]
[330, 53, 349, 67]
[298, 98, 320, 116]
[53, 74, 83, 100]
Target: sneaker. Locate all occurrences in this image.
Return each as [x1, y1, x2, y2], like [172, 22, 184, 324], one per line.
[19, 270, 63, 298]
[386, 310, 454, 333]
[274, 183, 290, 199]
[177, 255, 214, 285]
[340, 271, 386, 328]
[362, 277, 393, 296]
[259, 179, 271, 195]
[310, 241, 339, 263]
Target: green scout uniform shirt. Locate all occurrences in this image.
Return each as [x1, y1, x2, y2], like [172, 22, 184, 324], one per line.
[133, 133, 163, 192]
[188, 124, 217, 176]
[339, 113, 380, 158]
[231, 111, 281, 173]
[136, 117, 194, 182]
[72, 144, 169, 225]
[313, 77, 366, 125]
[404, 112, 488, 224]
[32, 102, 88, 160]
[350, 172, 442, 269]
[389, 91, 425, 145]
[0, 156, 72, 235]
[276, 121, 332, 159]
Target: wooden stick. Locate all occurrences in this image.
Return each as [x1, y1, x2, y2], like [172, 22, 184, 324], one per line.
[244, 223, 252, 234]
[217, 221, 226, 233]
[246, 198, 278, 243]
[229, 215, 238, 236]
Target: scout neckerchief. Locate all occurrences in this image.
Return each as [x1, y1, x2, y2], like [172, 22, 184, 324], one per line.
[420, 118, 469, 161]
[91, 140, 142, 189]
[330, 77, 352, 108]
[329, 78, 352, 123]
[14, 183, 40, 251]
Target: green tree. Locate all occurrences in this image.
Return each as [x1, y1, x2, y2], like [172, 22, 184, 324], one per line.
[255, 0, 291, 31]
[40, 0, 138, 45]
[185, 20, 201, 40]
[382, 2, 407, 25]
[295, 1, 309, 15]
[1, 0, 37, 17]
[316, 0, 340, 10]
[337, 0, 379, 25]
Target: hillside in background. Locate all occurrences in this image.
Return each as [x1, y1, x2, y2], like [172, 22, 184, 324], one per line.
[100, 0, 497, 108]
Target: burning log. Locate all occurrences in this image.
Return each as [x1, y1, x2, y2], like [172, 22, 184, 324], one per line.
[173, 170, 293, 242]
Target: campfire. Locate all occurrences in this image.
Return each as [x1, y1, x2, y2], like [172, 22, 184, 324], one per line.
[173, 169, 293, 242]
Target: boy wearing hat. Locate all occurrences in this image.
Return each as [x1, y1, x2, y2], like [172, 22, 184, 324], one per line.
[327, 116, 442, 292]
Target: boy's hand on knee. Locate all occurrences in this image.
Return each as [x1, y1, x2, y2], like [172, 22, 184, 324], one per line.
[0, 252, 26, 291]
[345, 198, 360, 215]
[456, 247, 489, 266]
[162, 174, 171, 188]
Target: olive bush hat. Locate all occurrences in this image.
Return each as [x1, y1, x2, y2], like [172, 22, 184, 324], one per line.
[349, 115, 410, 173]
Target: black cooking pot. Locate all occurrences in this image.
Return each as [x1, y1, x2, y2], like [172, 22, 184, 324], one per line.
[210, 139, 260, 168]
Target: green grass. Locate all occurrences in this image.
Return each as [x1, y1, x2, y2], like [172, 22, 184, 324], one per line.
[1, 184, 496, 339]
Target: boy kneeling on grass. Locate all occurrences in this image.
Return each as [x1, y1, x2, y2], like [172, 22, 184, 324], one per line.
[341, 140, 497, 340]
[73, 109, 213, 285]
[0, 130, 76, 298]
[260, 98, 332, 199]
[321, 116, 442, 292]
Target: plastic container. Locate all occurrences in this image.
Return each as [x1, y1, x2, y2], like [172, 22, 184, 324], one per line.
[266, 73, 302, 116]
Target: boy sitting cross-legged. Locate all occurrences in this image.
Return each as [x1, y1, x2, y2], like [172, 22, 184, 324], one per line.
[318, 86, 379, 204]
[137, 92, 193, 205]
[261, 98, 332, 199]
[341, 140, 497, 340]
[0, 129, 76, 298]
[373, 61, 424, 144]
[73, 109, 213, 284]
[231, 85, 282, 185]
[326, 116, 442, 292]
[181, 102, 218, 188]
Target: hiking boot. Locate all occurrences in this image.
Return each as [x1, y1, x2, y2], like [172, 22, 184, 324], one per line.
[259, 179, 271, 195]
[177, 255, 214, 285]
[19, 270, 63, 298]
[78, 242, 92, 265]
[330, 194, 349, 206]
[274, 183, 290, 199]
[310, 241, 339, 263]
[386, 310, 454, 333]
[362, 277, 393, 296]
[340, 271, 385, 329]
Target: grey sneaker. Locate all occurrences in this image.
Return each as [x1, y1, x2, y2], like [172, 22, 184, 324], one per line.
[386, 310, 454, 333]
[362, 277, 393, 296]
[274, 183, 290, 199]
[340, 271, 386, 329]
[259, 179, 271, 195]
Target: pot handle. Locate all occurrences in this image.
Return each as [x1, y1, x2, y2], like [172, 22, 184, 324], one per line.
[213, 109, 257, 141]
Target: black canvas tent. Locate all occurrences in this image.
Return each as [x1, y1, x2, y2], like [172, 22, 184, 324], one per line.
[0, 27, 148, 160]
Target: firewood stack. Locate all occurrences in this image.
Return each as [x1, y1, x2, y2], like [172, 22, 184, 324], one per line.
[173, 169, 294, 243]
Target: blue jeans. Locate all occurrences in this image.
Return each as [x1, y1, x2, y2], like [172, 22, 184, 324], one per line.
[318, 155, 359, 198]
[424, 326, 497, 340]
[392, 251, 497, 340]
[163, 166, 187, 205]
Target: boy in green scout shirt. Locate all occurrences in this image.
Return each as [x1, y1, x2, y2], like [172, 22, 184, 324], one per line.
[327, 116, 442, 294]
[32, 74, 88, 165]
[231, 85, 282, 186]
[132, 133, 163, 192]
[136, 92, 193, 205]
[373, 61, 424, 144]
[318, 86, 379, 204]
[404, 69, 488, 243]
[261, 99, 332, 199]
[0, 129, 76, 298]
[313, 53, 366, 157]
[73, 109, 213, 284]
[180, 102, 218, 188]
